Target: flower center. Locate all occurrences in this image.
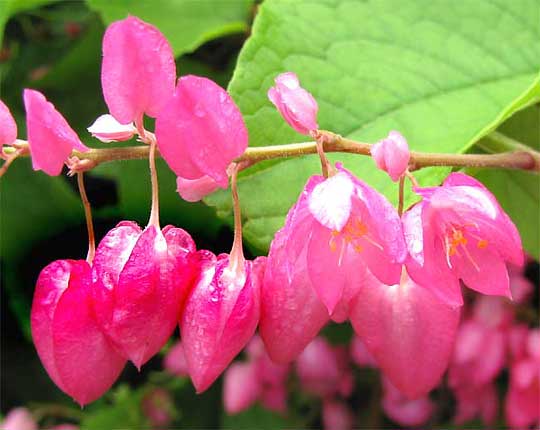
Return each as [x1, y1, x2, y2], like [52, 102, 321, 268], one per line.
[444, 224, 489, 270]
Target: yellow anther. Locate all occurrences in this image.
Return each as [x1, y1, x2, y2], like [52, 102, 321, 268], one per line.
[477, 239, 488, 249]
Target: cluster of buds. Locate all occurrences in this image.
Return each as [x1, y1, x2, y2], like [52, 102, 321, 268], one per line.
[0, 14, 532, 419]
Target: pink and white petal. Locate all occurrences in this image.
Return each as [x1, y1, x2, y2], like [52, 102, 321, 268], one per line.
[176, 175, 221, 202]
[0, 99, 17, 146]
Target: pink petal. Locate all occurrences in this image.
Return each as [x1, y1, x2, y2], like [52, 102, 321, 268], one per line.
[505, 380, 540, 428]
[163, 341, 189, 377]
[0, 99, 17, 146]
[223, 361, 261, 414]
[382, 378, 434, 427]
[101, 16, 176, 124]
[307, 172, 354, 231]
[370, 131, 410, 182]
[23, 89, 88, 176]
[31, 260, 126, 406]
[260, 384, 288, 413]
[322, 400, 354, 430]
[156, 75, 248, 187]
[350, 336, 377, 368]
[350, 270, 460, 398]
[87, 114, 136, 142]
[260, 226, 328, 363]
[176, 174, 220, 202]
[453, 383, 498, 425]
[0, 408, 38, 430]
[181, 252, 260, 393]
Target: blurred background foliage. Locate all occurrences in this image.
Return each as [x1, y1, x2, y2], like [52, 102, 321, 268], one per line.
[0, 0, 538, 429]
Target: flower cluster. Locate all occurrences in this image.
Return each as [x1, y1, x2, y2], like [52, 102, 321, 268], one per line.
[0, 15, 532, 417]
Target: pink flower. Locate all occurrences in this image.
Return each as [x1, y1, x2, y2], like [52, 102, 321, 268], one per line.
[292, 164, 406, 314]
[404, 172, 523, 306]
[156, 75, 248, 196]
[259, 219, 329, 364]
[0, 99, 17, 146]
[180, 252, 264, 393]
[268, 72, 318, 135]
[381, 378, 434, 427]
[163, 341, 189, 377]
[101, 16, 176, 127]
[370, 130, 410, 181]
[505, 328, 540, 429]
[350, 335, 377, 368]
[223, 361, 261, 414]
[453, 383, 498, 425]
[87, 114, 136, 143]
[92, 222, 196, 369]
[0, 408, 37, 430]
[141, 388, 174, 427]
[31, 260, 126, 406]
[23, 89, 89, 176]
[322, 400, 354, 430]
[349, 270, 460, 398]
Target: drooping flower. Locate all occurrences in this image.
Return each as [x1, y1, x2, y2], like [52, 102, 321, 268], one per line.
[404, 172, 523, 306]
[101, 16, 176, 128]
[349, 269, 460, 398]
[0, 99, 17, 147]
[155, 75, 248, 199]
[452, 382, 498, 426]
[92, 222, 196, 369]
[31, 260, 126, 406]
[163, 341, 189, 377]
[87, 114, 136, 143]
[180, 252, 264, 393]
[23, 89, 89, 176]
[370, 130, 410, 181]
[381, 377, 434, 427]
[223, 361, 261, 414]
[268, 72, 318, 135]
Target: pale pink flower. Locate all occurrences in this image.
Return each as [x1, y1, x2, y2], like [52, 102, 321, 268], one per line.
[31, 260, 126, 406]
[101, 16, 175, 128]
[453, 383, 498, 425]
[87, 114, 136, 143]
[350, 335, 377, 368]
[381, 378, 434, 427]
[349, 270, 460, 398]
[404, 172, 523, 306]
[505, 328, 540, 429]
[223, 361, 261, 414]
[322, 400, 354, 430]
[0, 408, 37, 430]
[268, 72, 318, 135]
[163, 341, 189, 377]
[0, 99, 17, 146]
[181, 252, 264, 393]
[23, 89, 88, 176]
[92, 223, 196, 369]
[370, 130, 410, 181]
[156, 75, 248, 194]
[176, 175, 220, 202]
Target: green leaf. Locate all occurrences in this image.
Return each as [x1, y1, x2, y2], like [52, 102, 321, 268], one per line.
[206, 0, 540, 253]
[86, 0, 253, 57]
[222, 404, 299, 430]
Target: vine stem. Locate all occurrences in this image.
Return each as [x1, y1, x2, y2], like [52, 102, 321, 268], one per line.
[398, 176, 405, 216]
[76, 172, 95, 264]
[228, 162, 245, 276]
[147, 136, 160, 228]
[2, 130, 539, 176]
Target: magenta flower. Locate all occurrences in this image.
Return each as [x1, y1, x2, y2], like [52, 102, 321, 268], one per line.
[223, 361, 261, 414]
[404, 172, 523, 306]
[23, 89, 89, 176]
[0, 99, 17, 147]
[101, 16, 176, 128]
[350, 270, 460, 398]
[87, 114, 136, 143]
[259, 218, 329, 364]
[381, 377, 434, 427]
[180, 251, 263, 393]
[370, 130, 410, 181]
[31, 260, 126, 406]
[268, 72, 318, 135]
[155, 75, 248, 197]
[92, 222, 196, 369]
[163, 341, 189, 377]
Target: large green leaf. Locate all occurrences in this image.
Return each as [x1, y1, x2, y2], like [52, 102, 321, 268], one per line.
[206, 0, 540, 253]
[86, 0, 253, 57]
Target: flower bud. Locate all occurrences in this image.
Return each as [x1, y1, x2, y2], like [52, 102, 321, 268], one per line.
[268, 72, 318, 135]
[87, 114, 136, 143]
[370, 130, 410, 181]
[0, 99, 17, 147]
